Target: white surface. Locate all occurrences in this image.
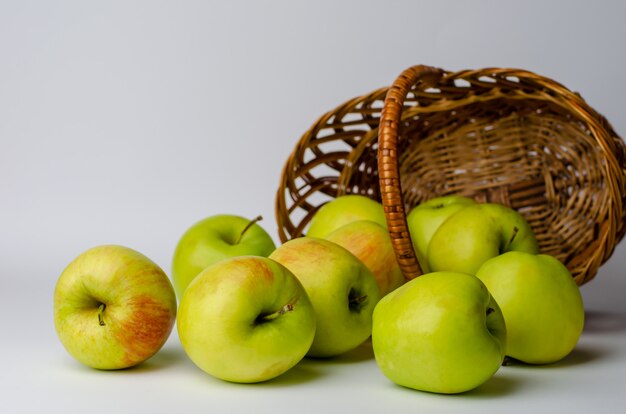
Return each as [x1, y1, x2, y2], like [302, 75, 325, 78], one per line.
[2, 1, 626, 413]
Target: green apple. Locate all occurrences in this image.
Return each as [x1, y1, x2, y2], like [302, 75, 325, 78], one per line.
[307, 195, 387, 238]
[372, 271, 506, 394]
[325, 220, 405, 296]
[269, 237, 381, 357]
[172, 214, 276, 298]
[406, 195, 476, 272]
[177, 256, 316, 383]
[428, 203, 539, 275]
[475, 251, 584, 364]
[54, 245, 177, 370]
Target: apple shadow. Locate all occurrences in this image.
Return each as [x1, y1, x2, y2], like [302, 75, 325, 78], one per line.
[255, 362, 323, 387]
[305, 339, 375, 365]
[118, 347, 188, 374]
[500, 345, 608, 370]
[552, 346, 608, 367]
[459, 374, 521, 398]
[63, 346, 188, 375]
[583, 310, 626, 334]
[386, 374, 520, 399]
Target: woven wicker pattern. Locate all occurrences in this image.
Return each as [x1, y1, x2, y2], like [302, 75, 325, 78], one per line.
[276, 65, 626, 285]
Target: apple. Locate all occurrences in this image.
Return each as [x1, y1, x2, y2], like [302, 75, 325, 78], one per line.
[307, 195, 387, 238]
[427, 203, 539, 275]
[406, 195, 476, 272]
[325, 220, 405, 296]
[269, 237, 381, 357]
[475, 251, 584, 364]
[372, 271, 506, 394]
[54, 245, 177, 370]
[177, 256, 316, 383]
[172, 214, 276, 298]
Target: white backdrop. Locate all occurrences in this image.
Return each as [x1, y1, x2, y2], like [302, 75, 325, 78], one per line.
[1, 1, 625, 413]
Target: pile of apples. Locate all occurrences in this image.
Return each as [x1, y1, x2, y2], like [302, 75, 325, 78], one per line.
[53, 194, 584, 394]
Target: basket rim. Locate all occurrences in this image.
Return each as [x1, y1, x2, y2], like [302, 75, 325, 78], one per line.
[376, 64, 625, 285]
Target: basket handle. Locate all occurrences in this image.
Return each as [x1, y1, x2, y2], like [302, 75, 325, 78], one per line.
[377, 65, 445, 280]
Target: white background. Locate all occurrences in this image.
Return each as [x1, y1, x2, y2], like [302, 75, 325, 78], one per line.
[1, 1, 625, 413]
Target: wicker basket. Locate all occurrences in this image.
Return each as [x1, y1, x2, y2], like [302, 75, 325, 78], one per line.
[276, 64, 626, 286]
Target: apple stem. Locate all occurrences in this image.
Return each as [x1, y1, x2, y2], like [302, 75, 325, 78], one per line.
[349, 292, 368, 312]
[257, 303, 294, 323]
[98, 303, 106, 326]
[235, 215, 263, 245]
[486, 307, 495, 316]
[507, 226, 519, 248]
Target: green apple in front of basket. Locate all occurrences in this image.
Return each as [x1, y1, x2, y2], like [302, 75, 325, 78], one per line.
[172, 214, 276, 298]
[372, 271, 507, 394]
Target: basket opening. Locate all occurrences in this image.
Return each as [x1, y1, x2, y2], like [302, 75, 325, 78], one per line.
[389, 98, 608, 272]
[276, 67, 624, 286]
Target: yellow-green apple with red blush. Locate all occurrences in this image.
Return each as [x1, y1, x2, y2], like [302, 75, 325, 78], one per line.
[475, 251, 584, 364]
[406, 195, 476, 272]
[307, 195, 387, 238]
[172, 214, 275, 298]
[177, 256, 316, 383]
[54, 245, 177, 370]
[325, 220, 405, 296]
[270, 237, 381, 357]
[428, 203, 539, 275]
[372, 271, 506, 394]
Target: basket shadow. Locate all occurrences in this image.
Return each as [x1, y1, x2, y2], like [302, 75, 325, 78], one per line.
[583, 310, 626, 334]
